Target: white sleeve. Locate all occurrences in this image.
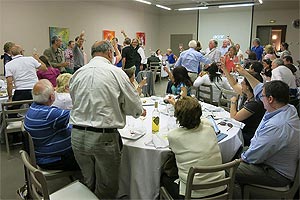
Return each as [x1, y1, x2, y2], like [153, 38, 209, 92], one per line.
[138, 47, 146, 64]
[193, 75, 206, 87]
[271, 68, 282, 81]
[31, 57, 42, 69]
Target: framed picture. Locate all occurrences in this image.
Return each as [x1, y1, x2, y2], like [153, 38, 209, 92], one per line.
[136, 32, 146, 46]
[49, 27, 69, 50]
[103, 30, 115, 41]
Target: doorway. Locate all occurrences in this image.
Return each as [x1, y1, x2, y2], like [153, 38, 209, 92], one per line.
[170, 34, 193, 57]
[256, 25, 287, 51]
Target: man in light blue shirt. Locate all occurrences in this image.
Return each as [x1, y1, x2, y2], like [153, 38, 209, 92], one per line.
[174, 40, 211, 82]
[235, 65, 300, 190]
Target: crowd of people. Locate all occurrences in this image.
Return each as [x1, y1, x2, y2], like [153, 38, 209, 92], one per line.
[1, 30, 300, 199]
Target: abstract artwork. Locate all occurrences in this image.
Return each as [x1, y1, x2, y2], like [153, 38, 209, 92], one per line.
[49, 27, 69, 50]
[103, 30, 115, 41]
[136, 32, 146, 46]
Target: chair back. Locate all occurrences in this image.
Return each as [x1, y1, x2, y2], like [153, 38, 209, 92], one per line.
[150, 62, 162, 81]
[136, 70, 155, 96]
[197, 84, 213, 104]
[218, 89, 239, 112]
[20, 150, 50, 200]
[1, 100, 33, 156]
[23, 130, 38, 167]
[289, 159, 300, 198]
[185, 159, 241, 200]
[1, 100, 33, 128]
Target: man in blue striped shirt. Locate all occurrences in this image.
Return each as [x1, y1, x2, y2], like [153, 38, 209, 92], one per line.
[24, 79, 79, 170]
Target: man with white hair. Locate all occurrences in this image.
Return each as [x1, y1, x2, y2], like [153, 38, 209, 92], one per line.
[5, 45, 47, 103]
[219, 39, 230, 56]
[175, 40, 212, 82]
[24, 79, 79, 170]
[271, 58, 297, 87]
[204, 39, 221, 63]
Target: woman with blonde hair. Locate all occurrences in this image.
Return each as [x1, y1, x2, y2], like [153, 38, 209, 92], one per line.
[263, 44, 276, 60]
[52, 73, 73, 109]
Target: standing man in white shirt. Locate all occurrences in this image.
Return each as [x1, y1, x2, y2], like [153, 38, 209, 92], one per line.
[204, 39, 221, 63]
[5, 45, 46, 103]
[70, 40, 145, 199]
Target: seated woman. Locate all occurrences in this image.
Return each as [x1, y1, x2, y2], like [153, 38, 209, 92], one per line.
[164, 66, 192, 96]
[223, 46, 238, 72]
[193, 63, 232, 104]
[37, 55, 60, 87]
[52, 73, 73, 110]
[263, 44, 276, 60]
[221, 63, 265, 146]
[262, 58, 272, 80]
[162, 96, 225, 199]
[123, 66, 147, 96]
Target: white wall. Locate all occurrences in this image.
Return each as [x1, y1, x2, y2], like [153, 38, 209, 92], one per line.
[0, 0, 160, 74]
[158, 11, 198, 55]
[198, 7, 252, 56]
[253, 7, 300, 61]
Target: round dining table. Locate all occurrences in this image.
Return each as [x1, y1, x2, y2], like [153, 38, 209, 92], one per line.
[117, 97, 244, 200]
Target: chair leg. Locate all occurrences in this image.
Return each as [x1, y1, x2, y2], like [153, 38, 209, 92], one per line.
[4, 131, 10, 157]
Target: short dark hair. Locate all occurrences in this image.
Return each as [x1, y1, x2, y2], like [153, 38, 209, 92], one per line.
[264, 80, 290, 104]
[262, 58, 272, 66]
[250, 61, 263, 73]
[174, 96, 202, 129]
[283, 55, 293, 64]
[244, 72, 263, 94]
[112, 37, 118, 42]
[51, 36, 59, 44]
[281, 42, 289, 50]
[75, 36, 79, 42]
[68, 40, 74, 46]
[248, 51, 257, 60]
[124, 38, 131, 45]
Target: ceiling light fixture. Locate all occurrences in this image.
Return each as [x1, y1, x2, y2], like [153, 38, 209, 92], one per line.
[219, 3, 254, 8]
[156, 4, 172, 10]
[178, 7, 208, 11]
[134, 0, 151, 5]
[258, 0, 263, 4]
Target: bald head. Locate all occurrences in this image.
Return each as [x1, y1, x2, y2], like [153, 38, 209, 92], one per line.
[11, 45, 23, 56]
[91, 40, 113, 62]
[32, 79, 55, 105]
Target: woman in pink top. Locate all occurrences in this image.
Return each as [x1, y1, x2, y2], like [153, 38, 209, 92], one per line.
[37, 55, 60, 87]
[223, 46, 238, 72]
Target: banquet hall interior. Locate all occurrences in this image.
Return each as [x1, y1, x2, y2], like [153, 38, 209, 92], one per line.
[1, 0, 300, 199]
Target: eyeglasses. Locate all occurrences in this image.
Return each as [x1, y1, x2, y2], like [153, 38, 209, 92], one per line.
[218, 121, 233, 131]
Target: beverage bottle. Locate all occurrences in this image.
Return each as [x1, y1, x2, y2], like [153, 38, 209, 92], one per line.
[152, 101, 160, 133]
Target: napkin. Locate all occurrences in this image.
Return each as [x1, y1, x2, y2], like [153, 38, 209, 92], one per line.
[145, 134, 169, 149]
[222, 118, 245, 129]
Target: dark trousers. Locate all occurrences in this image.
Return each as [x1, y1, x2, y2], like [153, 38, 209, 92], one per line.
[38, 152, 80, 171]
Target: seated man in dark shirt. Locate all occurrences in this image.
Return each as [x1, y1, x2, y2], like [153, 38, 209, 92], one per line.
[147, 51, 161, 68]
[24, 79, 79, 171]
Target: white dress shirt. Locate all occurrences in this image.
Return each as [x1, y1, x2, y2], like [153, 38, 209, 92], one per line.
[204, 48, 221, 63]
[271, 65, 297, 89]
[69, 56, 143, 128]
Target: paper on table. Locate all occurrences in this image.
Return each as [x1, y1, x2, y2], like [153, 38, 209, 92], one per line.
[145, 134, 169, 149]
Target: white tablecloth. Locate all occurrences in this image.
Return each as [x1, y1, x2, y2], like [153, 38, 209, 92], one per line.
[117, 99, 243, 200]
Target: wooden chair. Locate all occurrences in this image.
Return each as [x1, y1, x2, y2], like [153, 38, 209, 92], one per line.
[197, 84, 213, 105]
[218, 88, 239, 112]
[1, 100, 33, 157]
[160, 159, 241, 200]
[20, 150, 99, 200]
[22, 130, 79, 181]
[243, 160, 299, 200]
[150, 62, 162, 82]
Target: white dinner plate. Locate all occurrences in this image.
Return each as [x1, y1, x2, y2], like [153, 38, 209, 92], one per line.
[120, 129, 146, 140]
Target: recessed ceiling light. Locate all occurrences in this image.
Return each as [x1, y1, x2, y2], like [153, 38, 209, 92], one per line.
[134, 0, 151, 5]
[156, 4, 172, 11]
[219, 3, 254, 8]
[177, 7, 208, 11]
